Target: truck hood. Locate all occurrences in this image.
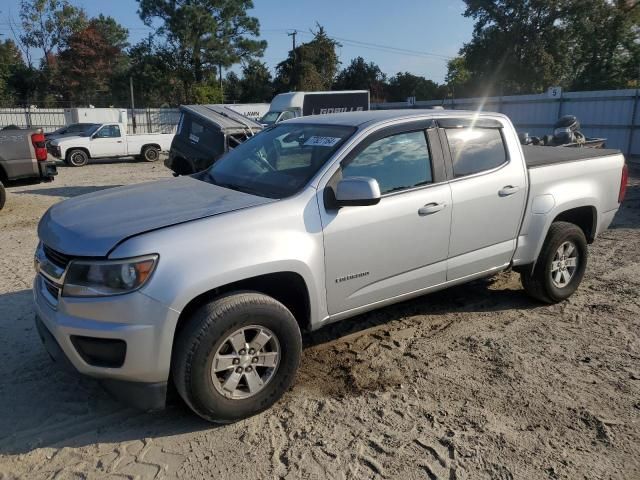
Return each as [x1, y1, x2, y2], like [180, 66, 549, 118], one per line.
[50, 135, 88, 146]
[38, 176, 275, 257]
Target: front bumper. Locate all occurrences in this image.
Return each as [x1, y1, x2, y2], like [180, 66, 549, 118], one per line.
[33, 275, 180, 409]
[47, 144, 61, 159]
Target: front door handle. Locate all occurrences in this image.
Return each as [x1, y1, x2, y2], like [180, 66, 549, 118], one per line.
[117, 140, 123, 143]
[418, 202, 445, 216]
[499, 185, 520, 197]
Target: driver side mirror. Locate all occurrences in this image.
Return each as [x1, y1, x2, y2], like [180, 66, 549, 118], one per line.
[334, 177, 381, 207]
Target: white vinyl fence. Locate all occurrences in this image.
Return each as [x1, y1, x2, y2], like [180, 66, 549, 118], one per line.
[373, 88, 640, 160]
[0, 108, 180, 135]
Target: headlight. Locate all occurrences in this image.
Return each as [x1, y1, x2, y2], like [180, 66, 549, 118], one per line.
[63, 255, 158, 297]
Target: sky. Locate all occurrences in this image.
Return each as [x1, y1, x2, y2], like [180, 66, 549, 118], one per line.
[0, 0, 475, 83]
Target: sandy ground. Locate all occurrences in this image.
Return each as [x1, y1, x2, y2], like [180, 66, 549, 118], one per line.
[0, 158, 638, 480]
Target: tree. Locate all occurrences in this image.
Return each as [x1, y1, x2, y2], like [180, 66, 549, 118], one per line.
[459, 0, 571, 95]
[386, 72, 447, 102]
[239, 59, 273, 102]
[91, 14, 130, 51]
[565, 0, 640, 90]
[137, 0, 266, 101]
[19, 0, 87, 69]
[273, 25, 340, 92]
[334, 57, 386, 101]
[127, 40, 183, 106]
[223, 71, 242, 102]
[56, 21, 126, 106]
[445, 56, 471, 98]
[0, 40, 26, 105]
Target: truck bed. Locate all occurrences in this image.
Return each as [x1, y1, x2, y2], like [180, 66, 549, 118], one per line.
[523, 145, 621, 168]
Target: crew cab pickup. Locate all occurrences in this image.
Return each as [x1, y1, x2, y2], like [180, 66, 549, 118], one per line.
[33, 110, 628, 422]
[47, 122, 174, 167]
[0, 127, 57, 211]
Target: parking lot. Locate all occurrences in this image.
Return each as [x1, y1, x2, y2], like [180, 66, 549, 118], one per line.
[0, 160, 638, 479]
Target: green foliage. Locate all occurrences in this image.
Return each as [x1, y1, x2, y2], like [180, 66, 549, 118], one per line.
[126, 41, 182, 106]
[0, 40, 25, 104]
[223, 71, 242, 103]
[333, 57, 386, 101]
[565, 0, 640, 90]
[386, 72, 448, 102]
[136, 0, 266, 100]
[274, 25, 341, 92]
[19, 0, 87, 67]
[445, 56, 471, 97]
[458, 0, 640, 95]
[239, 59, 273, 102]
[192, 81, 224, 104]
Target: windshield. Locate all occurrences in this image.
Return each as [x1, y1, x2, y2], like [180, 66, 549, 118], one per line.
[260, 111, 281, 126]
[68, 123, 96, 133]
[82, 124, 102, 136]
[200, 123, 355, 199]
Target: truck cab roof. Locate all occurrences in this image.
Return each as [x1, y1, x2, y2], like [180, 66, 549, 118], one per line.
[283, 108, 508, 128]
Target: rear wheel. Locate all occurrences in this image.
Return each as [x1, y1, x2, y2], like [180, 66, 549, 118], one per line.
[172, 292, 302, 423]
[0, 180, 6, 211]
[142, 145, 160, 162]
[521, 221, 588, 303]
[66, 149, 89, 167]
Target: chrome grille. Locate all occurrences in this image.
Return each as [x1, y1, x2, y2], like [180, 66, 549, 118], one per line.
[43, 245, 72, 269]
[42, 276, 61, 299]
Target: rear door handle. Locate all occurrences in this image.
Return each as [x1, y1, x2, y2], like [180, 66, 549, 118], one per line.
[418, 202, 445, 216]
[499, 185, 520, 197]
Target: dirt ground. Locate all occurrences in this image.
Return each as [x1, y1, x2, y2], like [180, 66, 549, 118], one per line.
[0, 158, 638, 480]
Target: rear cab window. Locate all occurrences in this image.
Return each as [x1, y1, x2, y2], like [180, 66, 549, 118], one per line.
[444, 126, 507, 177]
[178, 113, 219, 152]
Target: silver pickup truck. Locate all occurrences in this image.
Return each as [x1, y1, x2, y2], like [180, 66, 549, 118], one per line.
[0, 127, 57, 210]
[33, 110, 628, 422]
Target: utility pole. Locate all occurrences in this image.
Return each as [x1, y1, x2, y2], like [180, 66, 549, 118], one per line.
[288, 30, 298, 91]
[129, 76, 136, 133]
[219, 64, 223, 101]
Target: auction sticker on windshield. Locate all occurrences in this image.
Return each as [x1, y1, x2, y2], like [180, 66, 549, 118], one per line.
[304, 136, 342, 147]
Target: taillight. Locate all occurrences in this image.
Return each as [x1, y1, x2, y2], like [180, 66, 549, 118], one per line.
[31, 132, 48, 162]
[618, 163, 628, 204]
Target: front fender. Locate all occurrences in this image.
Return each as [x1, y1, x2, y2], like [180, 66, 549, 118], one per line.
[110, 188, 328, 327]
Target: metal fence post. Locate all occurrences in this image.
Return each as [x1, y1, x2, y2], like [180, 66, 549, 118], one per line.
[627, 88, 638, 158]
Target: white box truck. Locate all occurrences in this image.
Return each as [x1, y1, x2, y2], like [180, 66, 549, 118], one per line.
[225, 103, 270, 122]
[260, 90, 369, 125]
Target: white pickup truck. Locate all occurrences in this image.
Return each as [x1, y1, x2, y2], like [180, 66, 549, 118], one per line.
[47, 122, 174, 167]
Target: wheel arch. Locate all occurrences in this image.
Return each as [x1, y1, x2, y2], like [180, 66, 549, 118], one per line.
[142, 143, 161, 152]
[552, 205, 597, 243]
[173, 271, 312, 343]
[66, 147, 91, 159]
[0, 163, 8, 183]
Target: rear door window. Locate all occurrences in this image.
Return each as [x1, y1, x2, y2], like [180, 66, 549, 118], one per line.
[444, 128, 507, 177]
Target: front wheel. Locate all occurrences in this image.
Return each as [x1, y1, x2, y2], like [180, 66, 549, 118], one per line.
[66, 149, 89, 167]
[172, 292, 302, 423]
[521, 221, 588, 303]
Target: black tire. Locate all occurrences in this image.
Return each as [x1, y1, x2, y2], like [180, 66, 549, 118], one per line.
[142, 145, 160, 162]
[0, 180, 6, 211]
[521, 221, 588, 303]
[66, 149, 89, 167]
[172, 292, 302, 423]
